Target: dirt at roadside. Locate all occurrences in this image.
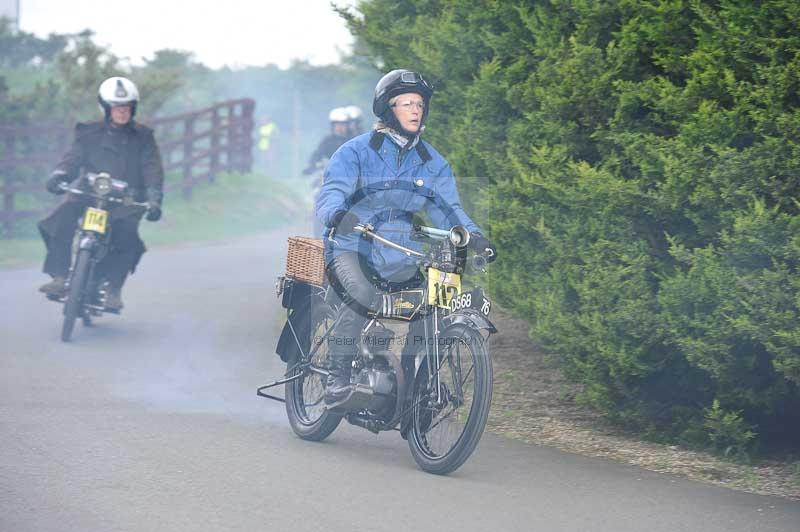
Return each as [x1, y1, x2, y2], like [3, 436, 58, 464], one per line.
[485, 308, 800, 501]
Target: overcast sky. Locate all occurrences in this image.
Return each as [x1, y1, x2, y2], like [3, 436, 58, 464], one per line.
[18, 0, 358, 69]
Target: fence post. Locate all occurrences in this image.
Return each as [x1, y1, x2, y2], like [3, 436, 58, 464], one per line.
[210, 106, 220, 182]
[182, 116, 195, 200]
[2, 134, 16, 238]
[2, 178, 13, 238]
[225, 103, 235, 173]
[241, 99, 254, 173]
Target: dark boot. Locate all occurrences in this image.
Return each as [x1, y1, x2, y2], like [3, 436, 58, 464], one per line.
[324, 355, 353, 405]
[39, 276, 66, 296]
[105, 285, 124, 311]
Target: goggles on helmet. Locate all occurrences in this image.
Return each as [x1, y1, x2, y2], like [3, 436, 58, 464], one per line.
[399, 71, 431, 89]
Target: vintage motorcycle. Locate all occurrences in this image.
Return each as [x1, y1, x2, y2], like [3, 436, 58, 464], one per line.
[261, 223, 496, 475]
[48, 172, 149, 342]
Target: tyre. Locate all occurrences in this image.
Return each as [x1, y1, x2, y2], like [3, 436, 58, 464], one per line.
[61, 248, 91, 342]
[407, 324, 493, 475]
[285, 302, 343, 441]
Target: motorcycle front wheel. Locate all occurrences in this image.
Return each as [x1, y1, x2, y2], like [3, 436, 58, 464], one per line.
[61, 248, 91, 342]
[285, 303, 342, 441]
[407, 324, 493, 475]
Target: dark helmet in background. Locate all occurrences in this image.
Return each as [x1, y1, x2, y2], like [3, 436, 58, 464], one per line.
[372, 69, 433, 126]
[97, 76, 139, 120]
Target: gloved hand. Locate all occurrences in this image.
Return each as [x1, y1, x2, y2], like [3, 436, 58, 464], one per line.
[331, 210, 360, 235]
[146, 204, 162, 222]
[145, 188, 163, 222]
[45, 173, 68, 195]
[469, 232, 498, 263]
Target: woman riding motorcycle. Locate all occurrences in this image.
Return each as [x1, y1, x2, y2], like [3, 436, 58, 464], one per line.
[316, 69, 497, 404]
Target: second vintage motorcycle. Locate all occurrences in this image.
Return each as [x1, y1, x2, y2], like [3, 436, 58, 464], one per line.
[47, 172, 149, 342]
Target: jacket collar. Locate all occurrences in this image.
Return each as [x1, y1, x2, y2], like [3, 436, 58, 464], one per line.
[368, 131, 433, 170]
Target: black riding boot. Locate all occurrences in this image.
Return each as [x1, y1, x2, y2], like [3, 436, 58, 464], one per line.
[324, 353, 354, 405]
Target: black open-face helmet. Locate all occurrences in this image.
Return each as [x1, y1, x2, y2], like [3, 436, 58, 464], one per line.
[372, 69, 434, 125]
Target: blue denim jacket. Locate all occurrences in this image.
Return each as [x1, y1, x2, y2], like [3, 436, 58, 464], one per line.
[316, 131, 482, 279]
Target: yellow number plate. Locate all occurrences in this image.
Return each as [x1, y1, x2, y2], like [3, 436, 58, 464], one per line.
[427, 267, 461, 308]
[82, 207, 108, 234]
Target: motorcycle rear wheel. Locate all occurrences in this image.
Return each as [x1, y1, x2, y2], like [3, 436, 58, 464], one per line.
[407, 324, 493, 475]
[285, 303, 342, 441]
[61, 248, 91, 342]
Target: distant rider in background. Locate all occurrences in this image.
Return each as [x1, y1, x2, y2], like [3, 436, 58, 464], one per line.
[302, 107, 351, 176]
[344, 105, 364, 137]
[37, 76, 164, 311]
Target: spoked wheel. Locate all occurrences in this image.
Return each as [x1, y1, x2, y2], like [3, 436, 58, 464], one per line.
[408, 324, 493, 475]
[285, 302, 343, 441]
[61, 249, 91, 342]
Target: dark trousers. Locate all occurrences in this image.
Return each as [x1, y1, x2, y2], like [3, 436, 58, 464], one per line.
[326, 252, 426, 366]
[38, 200, 145, 287]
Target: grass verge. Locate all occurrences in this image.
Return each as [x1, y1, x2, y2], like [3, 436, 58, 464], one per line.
[486, 307, 800, 501]
[0, 172, 309, 269]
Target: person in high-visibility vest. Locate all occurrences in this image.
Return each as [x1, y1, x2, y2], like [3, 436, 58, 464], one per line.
[258, 121, 276, 152]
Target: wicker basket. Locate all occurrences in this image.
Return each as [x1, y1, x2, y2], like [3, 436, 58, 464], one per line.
[285, 236, 326, 285]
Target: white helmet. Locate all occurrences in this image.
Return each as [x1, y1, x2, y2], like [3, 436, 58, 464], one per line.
[344, 105, 363, 122]
[98, 76, 140, 118]
[328, 107, 349, 123]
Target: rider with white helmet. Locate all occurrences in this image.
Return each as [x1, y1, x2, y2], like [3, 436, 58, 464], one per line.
[343, 105, 364, 136]
[303, 107, 352, 175]
[38, 76, 165, 311]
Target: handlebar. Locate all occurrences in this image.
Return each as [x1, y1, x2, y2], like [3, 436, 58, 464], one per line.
[58, 182, 150, 210]
[353, 223, 493, 270]
[354, 223, 425, 258]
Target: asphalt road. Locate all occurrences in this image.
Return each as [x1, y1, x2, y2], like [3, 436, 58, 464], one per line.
[2, 228, 799, 532]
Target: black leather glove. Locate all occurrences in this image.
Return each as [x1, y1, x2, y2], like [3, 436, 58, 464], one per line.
[146, 204, 162, 222]
[45, 173, 68, 195]
[469, 232, 498, 263]
[145, 188, 163, 222]
[331, 209, 360, 235]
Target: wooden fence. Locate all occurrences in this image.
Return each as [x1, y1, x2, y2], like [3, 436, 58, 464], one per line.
[0, 98, 254, 238]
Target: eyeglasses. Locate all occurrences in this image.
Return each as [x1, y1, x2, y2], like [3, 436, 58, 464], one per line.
[391, 100, 426, 111]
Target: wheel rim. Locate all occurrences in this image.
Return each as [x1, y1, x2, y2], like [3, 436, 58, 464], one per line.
[412, 333, 478, 460]
[292, 310, 333, 426]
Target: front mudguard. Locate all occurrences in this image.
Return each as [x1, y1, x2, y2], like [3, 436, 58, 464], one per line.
[78, 231, 99, 251]
[441, 308, 497, 334]
[412, 309, 497, 377]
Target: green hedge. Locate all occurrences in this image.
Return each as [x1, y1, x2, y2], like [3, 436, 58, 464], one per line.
[344, 0, 800, 449]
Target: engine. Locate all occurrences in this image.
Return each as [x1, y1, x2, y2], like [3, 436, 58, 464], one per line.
[333, 324, 400, 418]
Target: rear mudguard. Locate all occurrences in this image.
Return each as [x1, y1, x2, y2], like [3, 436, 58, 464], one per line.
[275, 303, 313, 363]
[275, 277, 327, 363]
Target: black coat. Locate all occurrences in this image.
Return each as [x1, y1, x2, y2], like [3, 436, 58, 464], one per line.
[306, 133, 349, 171]
[39, 120, 164, 272]
[53, 120, 164, 201]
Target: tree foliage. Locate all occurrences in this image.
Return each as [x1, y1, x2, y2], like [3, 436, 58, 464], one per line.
[343, 0, 800, 448]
